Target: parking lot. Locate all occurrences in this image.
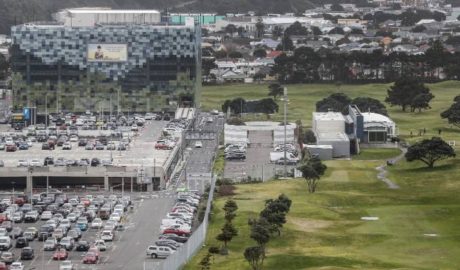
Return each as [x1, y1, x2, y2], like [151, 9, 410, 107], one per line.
[224, 130, 298, 181]
[0, 191, 176, 270]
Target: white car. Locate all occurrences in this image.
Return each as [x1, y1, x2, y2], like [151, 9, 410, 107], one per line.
[131, 125, 139, 131]
[62, 142, 72, 150]
[94, 239, 107, 251]
[69, 136, 78, 142]
[41, 211, 53, 220]
[101, 230, 114, 241]
[30, 159, 42, 167]
[91, 218, 103, 229]
[10, 262, 24, 270]
[194, 141, 203, 148]
[59, 260, 74, 270]
[109, 213, 121, 222]
[17, 160, 29, 167]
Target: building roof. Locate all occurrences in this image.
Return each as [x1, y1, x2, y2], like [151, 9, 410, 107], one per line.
[64, 8, 160, 14]
[313, 112, 345, 122]
[362, 112, 395, 128]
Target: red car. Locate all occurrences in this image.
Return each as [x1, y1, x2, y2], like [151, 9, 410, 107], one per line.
[0, 262, 7, 270]
[0, 214, 8, 224]
[88, 247, 100, 259]
[53, 249, 68, 260]
[6, 144, 17, 152]
[162, 227, 190, 237]
[83, 252, 98, 264]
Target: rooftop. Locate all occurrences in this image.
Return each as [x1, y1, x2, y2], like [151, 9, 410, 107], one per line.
[313, 112, 345, 122]
[63, 8, 160, 14]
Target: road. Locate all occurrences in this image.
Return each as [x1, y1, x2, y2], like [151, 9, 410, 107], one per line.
[182, 113, 224, 193]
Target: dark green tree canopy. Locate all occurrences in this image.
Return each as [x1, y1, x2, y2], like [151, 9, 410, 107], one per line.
[268, 83, 284, 100]
[244, 246, 264, 270]
[385, 78, 434, 112]
[298, 157, 327, 193]
[352, 97, 388, 115]
[253, 48, 267, 58]
[316, 93, 352, 114]
[250, 218, 271, 247]
[441, 95, 460, 127]
[405, 137, 456, 168]
[216, 221, 238, 247]
[284, 21, 309, 36]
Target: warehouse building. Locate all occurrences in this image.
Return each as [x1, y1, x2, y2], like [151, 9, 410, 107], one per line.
[10, 8, 201, 113]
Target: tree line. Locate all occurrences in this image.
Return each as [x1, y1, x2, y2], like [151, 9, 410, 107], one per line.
[270, 40, 460, 84]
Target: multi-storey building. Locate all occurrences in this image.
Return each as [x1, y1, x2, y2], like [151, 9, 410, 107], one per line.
[10, 8, 201, 113]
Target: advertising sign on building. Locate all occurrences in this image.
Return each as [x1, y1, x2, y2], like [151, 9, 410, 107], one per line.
[87, 44, 128, 62]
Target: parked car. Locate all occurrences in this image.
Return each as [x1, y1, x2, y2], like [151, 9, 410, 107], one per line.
[53, 248, 69, 260]
[146, 245, 174, 259]
[82, 252, 98, 264]
[20, 247, 34, 260]
[0, 252, 14, 264]
[76, 241, 90, 251]
[44, 238, 58, 251]
[15, 237, 28, 248]
[59, 260, 74, 270]
[9, 262, 24, 270]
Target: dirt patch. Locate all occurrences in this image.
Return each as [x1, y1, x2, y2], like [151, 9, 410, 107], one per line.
[289, 217, 332, 232]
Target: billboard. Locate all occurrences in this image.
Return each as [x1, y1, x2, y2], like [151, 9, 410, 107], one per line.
[87, 44, 127, 62]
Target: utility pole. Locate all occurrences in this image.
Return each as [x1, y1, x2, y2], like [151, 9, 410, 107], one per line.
[282, 87, 289, 178]
[117, 87, 120, 117]
[45, 94, 48, 128]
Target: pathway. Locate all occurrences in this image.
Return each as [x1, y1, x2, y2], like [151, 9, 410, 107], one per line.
[375, 147, 407, 189]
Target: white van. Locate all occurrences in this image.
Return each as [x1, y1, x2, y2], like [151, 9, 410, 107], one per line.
[146, 245, 174, 259]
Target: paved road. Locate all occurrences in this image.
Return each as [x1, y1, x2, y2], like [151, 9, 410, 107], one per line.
[183, 113, 224, 193]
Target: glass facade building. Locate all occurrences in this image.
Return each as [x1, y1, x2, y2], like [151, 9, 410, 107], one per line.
[10, 20, 201, 113]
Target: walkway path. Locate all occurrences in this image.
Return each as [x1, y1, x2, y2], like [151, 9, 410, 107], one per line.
[375, 147, 407, 189]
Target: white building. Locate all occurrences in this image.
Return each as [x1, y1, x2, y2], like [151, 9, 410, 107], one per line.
[54, 8, 161, 27]
[312, 112, 350, 158]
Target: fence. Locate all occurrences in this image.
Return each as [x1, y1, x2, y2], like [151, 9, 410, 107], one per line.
[160, 175, 216, 270]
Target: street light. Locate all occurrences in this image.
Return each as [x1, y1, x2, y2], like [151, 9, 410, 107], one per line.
[281, 87, 289, 178]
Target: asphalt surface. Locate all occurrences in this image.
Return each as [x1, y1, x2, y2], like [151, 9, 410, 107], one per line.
[224, 130, 297, 180]
[183, 113, 224, 193]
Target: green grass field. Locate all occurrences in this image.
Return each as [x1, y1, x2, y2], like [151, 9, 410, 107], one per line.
[201, 81, 460, 144]
[182, 81, 460, 269]
[185, 157, 460, 270]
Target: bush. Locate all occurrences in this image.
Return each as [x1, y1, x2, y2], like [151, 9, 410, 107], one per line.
[208, 246, 220, 254]
[218, 184, 236, 196]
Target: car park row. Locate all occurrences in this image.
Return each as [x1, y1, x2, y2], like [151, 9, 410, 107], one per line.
[0, 191, 132, 269]
[146, 191, 201, 259]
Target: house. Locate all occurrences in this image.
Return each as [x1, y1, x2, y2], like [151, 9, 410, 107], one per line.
[250, 39, 280, 50]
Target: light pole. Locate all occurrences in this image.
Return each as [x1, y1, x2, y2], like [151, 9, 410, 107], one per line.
[45, 94, 48, 128]
[282, 87, 289, 178]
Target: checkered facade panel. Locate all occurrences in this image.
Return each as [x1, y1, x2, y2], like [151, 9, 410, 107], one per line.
[11, 24, 199, 80]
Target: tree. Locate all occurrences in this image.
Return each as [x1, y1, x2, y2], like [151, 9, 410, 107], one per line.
[255, 98, 279, 118]
[260, 200, 288, 236]
[222, 97, 246, 114]
[276, 35, 294, 51]
[311, 26, 322, 36]
[253, 48, 267, 58]
[385, 78, 433, 112]
[250, 218, 271, 247]
[410, 92, 434, 112]
[268, 83, 284, 100]
[328, 27, 345, 35]
[225, 24, 237, 37]
[441, 95, 460, 127]
[255, 18, 265, 39]
[223, 199, 238, 214]
[352, 97, 388, 115]
[330, 3, 344, 11]
[199, 253, 212, 270]
[0, 54, 8, 80]
[405, 137, 456, 168]
[244, 246, 265, 270]
[316, 93, 352, 114]
[284, 21, 309, 36]
[298, 157, 327, 193]
[214, 50, 227, 59]
[216, 221, 238, 248]
[303, 129, 316, 144]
